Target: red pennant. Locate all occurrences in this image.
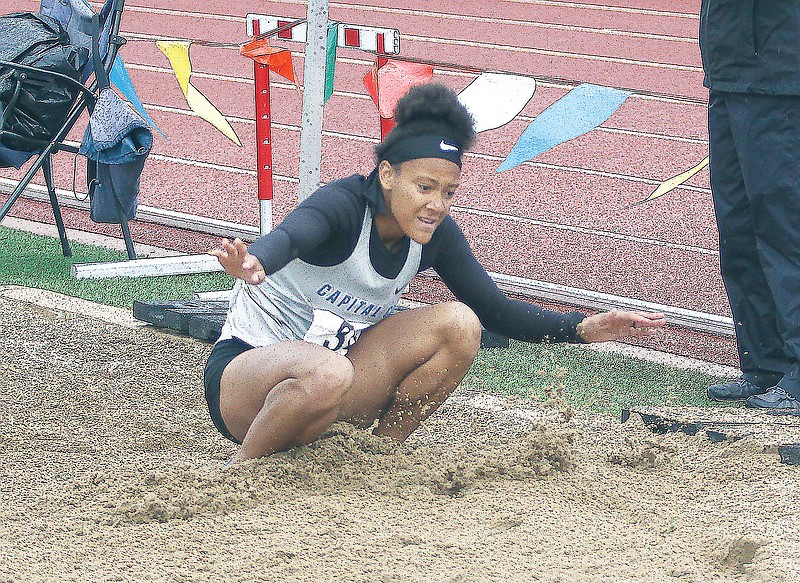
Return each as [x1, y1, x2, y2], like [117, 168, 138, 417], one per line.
[362, 59, 434, 118]
[240, 38, 297, 84]
[364, 64, 379, 109]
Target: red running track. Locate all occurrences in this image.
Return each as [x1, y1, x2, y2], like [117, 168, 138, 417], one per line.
[0, 1, 737, 365]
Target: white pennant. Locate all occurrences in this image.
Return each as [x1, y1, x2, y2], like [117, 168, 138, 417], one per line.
[458, 72, 537, 133]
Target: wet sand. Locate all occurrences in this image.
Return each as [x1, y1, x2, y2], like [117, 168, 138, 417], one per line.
[1, 290, 798, 582]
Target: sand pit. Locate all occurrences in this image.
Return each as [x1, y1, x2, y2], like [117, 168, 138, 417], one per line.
[1, 288, 799, 582]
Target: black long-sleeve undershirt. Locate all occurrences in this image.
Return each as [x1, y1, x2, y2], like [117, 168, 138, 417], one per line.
[247, 173, 586, 343]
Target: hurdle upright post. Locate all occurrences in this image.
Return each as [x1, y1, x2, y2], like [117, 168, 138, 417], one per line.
[252, 20, 274, 235]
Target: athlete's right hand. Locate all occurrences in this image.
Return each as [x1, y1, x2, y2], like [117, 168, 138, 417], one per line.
[209, 238, 266, 285]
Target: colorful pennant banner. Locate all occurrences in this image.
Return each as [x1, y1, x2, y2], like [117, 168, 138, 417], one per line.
[324, 22, 339, 103]
[109, 56, 167, 139]
[239, 38, 297, 84]
[363, 59, 434, 118]
[145, 32, 699, 204]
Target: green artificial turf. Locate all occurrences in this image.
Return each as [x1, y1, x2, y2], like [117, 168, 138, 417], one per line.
[0, 225, 232, 307]
[464, 341, 729, 417]
[0, 224, 730, 415]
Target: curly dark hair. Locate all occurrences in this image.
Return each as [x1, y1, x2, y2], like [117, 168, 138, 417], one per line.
[375, 83, 476, 161]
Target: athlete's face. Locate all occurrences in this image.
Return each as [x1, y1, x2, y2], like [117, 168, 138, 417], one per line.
[377, 157, 461, 247]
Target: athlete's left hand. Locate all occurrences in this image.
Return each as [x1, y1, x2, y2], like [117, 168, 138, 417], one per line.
[209, 238, 266, 285]
[576, 309, 665, 343]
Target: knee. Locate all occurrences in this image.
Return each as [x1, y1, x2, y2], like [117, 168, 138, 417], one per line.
[437, 302, 482, 358]
[298, 355, 354, 413]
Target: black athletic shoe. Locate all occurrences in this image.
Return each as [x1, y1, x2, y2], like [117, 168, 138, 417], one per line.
[707, 376, 766, 402]
[746, 387, 800, 412]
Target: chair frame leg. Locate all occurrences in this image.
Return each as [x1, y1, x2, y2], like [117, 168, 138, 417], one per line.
[41, 155, 72, 257]
[110, 190, 137, 260]
[119, 216, 136, 260]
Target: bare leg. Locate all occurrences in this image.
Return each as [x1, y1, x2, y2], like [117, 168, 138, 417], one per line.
[218, 341, 354, 460]
[340, 302, 482, 441]
[218, 302, 481, 460]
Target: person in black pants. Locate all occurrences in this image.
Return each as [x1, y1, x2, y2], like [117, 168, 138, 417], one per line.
[701, 1, 800, 412]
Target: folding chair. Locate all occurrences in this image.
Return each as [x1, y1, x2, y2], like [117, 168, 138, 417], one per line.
[0, 0, 137, 259]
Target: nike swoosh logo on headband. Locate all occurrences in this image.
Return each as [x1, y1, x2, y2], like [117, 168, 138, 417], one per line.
[439, 140, 459, 152]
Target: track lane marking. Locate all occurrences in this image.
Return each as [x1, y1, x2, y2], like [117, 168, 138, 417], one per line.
[55, 80, 707, 189]
[120, 19, 700, 70]
[402, 34, 702, 71]
[448, 206, 716, 255]
[493, 0, 696, 18]
[253, 1, 698, 42]
[2, 173, 715, 255]
[111, 1, 699, 37]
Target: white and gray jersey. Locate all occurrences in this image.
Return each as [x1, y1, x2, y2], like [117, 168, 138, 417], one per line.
[219, 206, 422, 352]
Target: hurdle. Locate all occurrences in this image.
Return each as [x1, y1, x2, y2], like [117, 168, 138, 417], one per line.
[245, 12, 400, 211]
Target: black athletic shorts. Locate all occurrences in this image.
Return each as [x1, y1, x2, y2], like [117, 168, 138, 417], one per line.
[203, 337, 254, 444]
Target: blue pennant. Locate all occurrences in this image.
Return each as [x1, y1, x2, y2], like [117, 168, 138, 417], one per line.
[497, 83, 630, 172]
[110, 56, 168, 140]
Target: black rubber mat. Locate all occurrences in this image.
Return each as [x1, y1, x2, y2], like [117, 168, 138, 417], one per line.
[133, 299, 510, 348]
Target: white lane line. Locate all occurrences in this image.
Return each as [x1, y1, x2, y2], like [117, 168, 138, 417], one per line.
[148, 154, 256, 176]
[126, 62, 252, 85]
[123, 21, 699, 72]
[465, 151, 711, 195]
[147, 156, 298, 184]
[359, 10, 694, 42]
[449, 206, 716, 255]
[106, 4, 243, 22]
[56, 139, 711, 257]
[145, 104, 375, 138]
[131, 53, 705, 109]
[342, 58, 708, 106]
[302, 55, 711, 106]
[124, 63, 374, 103]
[2, 175, 714, 256]
[57, 137, 266, 178]
[282, 0, 695, 42]
[112, 1, 697, 41]
[496, 0, 697, 19]
[597, 126, 707, 145]
[402, 34, 702, 71]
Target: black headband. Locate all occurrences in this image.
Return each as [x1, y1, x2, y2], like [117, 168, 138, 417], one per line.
[380, 133, 463, 168]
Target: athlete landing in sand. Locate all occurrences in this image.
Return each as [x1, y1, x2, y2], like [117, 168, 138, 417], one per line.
[205, 84, 665, 462]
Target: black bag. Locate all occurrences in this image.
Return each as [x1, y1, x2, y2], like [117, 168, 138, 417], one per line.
[80, 86, 151, 223]
[79, 13, 151, 224]
[0, 12, 86, 155]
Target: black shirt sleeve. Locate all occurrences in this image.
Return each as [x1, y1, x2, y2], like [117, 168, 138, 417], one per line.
[429, 217, 587, 343]
[247, 177, 365, 275]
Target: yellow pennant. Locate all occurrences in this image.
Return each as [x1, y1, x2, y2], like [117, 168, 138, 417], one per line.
[156, 40, 242, 146]
[640, 156, 709, 203]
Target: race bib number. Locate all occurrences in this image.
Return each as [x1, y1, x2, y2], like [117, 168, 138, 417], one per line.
[303, 309, 368, 355]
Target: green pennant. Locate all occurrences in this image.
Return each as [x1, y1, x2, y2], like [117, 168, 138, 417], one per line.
[324, 22, 338, 103]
